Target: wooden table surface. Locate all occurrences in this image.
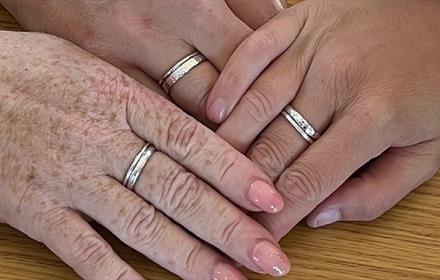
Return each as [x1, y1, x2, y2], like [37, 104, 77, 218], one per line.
[1, 2, 440, 280]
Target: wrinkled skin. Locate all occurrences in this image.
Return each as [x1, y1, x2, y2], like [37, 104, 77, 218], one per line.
[0, 32, 291, 279]
[206, 0, 440, 239]
[1, 0, 286, 125]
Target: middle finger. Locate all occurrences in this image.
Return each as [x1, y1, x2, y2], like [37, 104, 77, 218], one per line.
[103, 132, 290, 276]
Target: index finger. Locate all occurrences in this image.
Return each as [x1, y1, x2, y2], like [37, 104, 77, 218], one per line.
[126, 85, 284, 214]
[206, 6, 307, 123]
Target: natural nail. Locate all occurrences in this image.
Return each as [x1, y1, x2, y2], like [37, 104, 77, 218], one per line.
[313, 208, 342, 228]
[213, 263, 245, 280]
[252, 240, 290, 277]
[208, 99, 226, 123]
[248, 180, 284, 213]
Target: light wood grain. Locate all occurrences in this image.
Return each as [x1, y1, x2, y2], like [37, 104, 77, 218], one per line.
[1, 2, 439, 280]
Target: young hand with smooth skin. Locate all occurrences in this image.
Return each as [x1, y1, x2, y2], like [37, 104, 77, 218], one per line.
[207, 0, 440, 239]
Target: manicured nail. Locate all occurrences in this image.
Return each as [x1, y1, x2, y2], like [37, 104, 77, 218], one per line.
[213, 263, 246, 280]
[312, 208, 342, 228]
[208, 99, 226, 123]
[252, 241, 290, 277]
[248, 180, 284, 213]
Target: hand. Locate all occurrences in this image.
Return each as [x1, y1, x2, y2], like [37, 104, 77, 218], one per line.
[0, 31, 290, 279]
[206, 0, 440, 239]
[1, 0, 285, 126]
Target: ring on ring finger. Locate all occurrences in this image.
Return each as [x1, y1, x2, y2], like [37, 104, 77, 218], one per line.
[158, 51, 206, 93]
[281, 104, 320, 144]
[122, 143, 156, 190]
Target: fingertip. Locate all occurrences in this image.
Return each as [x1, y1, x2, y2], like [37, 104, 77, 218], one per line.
[307, 208, 342, 228]
[248, 180, 285, 213]
[208, 98, 227, 123]
[252, 240, 291, 277]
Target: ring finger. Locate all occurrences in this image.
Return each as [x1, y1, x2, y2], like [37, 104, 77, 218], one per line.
[100, 132, 290, 276]
[133, 3, 252, 125]
[246, 76, 335, 181]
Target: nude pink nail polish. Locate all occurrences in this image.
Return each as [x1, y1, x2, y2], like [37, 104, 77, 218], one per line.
[208, 99, 226, 123]
[248, 180, 284, 213]
[252, 241, 291, 277]
[213, 263, 246, 280]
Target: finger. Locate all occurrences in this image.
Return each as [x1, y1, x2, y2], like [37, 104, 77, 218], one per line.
[106, 134, 290, 276]
[246, 68, 336, 179]
[132, 4, 252, 125]
[206, 6, 308, 123]
[126, 89, 284, 213]
[254, 107, 394, 240]
[215, 37, 317, 152]
[37, 207, 143, 280]
[226, 0, 286, 29]
[122, 67, 170, 100]
[71, 176, 248, 279]
[183, 2, 251, 70]
[307, 142, 440, 227]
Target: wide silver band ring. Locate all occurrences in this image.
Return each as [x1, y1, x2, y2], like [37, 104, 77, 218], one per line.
[158, 51, 206, 93]
[123, 143, 156, 190]
[281, 105, 320, 144]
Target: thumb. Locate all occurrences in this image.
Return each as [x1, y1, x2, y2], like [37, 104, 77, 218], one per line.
[307, 143, 440, 228]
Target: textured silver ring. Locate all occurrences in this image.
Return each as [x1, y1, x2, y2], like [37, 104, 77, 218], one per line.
[281, 105, 320, 144]
[123, 143, 156, 190]
[158, 52, 206, 93]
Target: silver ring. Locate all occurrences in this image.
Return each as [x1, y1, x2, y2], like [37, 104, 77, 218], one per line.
[123, 143, 156, 190]
[158, 51, 206, 93]
[281, 105, 320, 144]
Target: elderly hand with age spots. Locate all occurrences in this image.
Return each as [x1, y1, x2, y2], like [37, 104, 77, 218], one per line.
[206, 0, 440, 240]
[0, 0, 286, 126]
[0, 31, 291, 279]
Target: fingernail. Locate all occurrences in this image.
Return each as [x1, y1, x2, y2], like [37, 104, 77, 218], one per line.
[252, 240, 290, 277]
[213, 263, 246, 280]
[248, 180, 284, 213]
[312, 208, 342, 228]
[208, 99, 226, 123]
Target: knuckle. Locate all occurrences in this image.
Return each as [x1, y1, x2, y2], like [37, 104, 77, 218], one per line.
[244, 29, 280, 56]
[249, 136, 287, 180]
[243, 85, 277, 123]
[211, 149, 238, 184]
[123, 204, 166, 246]
[217, 214, 243, 247]
[72, 233, 112, 267]
[221, 70, 242, 90]
[161, 167, 204, 218]
[278, 161, 323, 205]
[115, 269, 131, 280]
[182, 243, 203, 273]
[318, 44, 367, 98]
[164, 110, 205, 162]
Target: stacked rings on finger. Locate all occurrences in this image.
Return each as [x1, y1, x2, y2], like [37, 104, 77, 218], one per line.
[281, 105, 320, 144]
[123, 143, 156, 190]
[158, 51, 206, 93]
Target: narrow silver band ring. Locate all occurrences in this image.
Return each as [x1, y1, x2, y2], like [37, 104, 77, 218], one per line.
[123, 143, 156, 190]
[158, 51, 206, 93]
[281, 105, 320, 144]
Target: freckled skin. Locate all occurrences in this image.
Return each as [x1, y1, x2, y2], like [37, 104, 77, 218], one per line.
[0, 32, 135, 230]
